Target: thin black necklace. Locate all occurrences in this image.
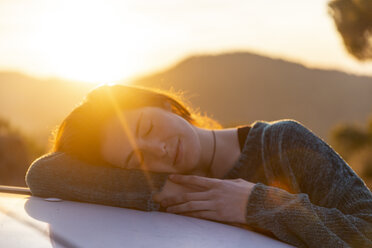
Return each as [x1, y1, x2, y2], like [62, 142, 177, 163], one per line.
[207, 130, 216, 174]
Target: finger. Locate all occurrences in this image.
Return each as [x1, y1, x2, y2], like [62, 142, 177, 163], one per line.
[182, 211, 216, 221]
[152, 193, 161, 203]
[161, 191, 210, 207]
[169, 175, 218, 189]
[166, 200, 215, 213]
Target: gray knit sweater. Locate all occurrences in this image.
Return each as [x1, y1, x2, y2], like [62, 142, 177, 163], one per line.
[26, 120, 372, 247]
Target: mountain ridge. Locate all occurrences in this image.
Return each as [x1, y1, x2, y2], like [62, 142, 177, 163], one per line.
[133, 52, 372, 140]
[0, 51, 371, 146]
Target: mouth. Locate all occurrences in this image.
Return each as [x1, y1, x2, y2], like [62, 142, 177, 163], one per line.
[173, 138, 180, 166]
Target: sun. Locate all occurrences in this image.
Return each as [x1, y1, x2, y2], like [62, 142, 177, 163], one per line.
[30, 1, 143, 84]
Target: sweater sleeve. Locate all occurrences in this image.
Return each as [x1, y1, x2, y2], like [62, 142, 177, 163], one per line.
[26, 152, 169, 211]
[242, 120, 372, 247]
[246, 183, 372, 247]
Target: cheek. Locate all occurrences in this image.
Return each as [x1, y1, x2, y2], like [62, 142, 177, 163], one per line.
[156, 113, 201, 171]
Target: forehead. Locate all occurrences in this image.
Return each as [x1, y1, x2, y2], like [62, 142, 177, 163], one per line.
[106, 108, 140, 129]
[104, 106, 165, 132]
[100, 107, 142, 167]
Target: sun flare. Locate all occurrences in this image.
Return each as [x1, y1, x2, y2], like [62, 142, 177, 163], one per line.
[1, 0, 372, 83]
[29, 1, 143, 84]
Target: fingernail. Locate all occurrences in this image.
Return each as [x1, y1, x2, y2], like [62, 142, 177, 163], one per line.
[169, 175, 175, 180]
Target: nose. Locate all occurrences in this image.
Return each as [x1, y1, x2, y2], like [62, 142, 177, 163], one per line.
[139, 139, 167, 158]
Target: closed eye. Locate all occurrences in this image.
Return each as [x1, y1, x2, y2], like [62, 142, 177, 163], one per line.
[144, 122, 153, 136]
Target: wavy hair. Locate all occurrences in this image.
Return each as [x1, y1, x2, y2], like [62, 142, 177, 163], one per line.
[52, 84, 221, 165]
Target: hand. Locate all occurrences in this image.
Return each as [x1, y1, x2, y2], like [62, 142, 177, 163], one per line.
[159, 175, 255, 224]
[152, 178, 204, 203]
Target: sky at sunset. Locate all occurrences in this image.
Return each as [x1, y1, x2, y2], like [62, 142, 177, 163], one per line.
[1, 0, 372, 84]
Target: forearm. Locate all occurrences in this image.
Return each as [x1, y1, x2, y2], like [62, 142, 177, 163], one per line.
[26, 152, 169, 211]
[241, 120, 372, 246]
[246, 183, 372, 248]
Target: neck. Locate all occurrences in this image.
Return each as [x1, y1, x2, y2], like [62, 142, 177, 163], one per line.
[193, 127, 241, 178]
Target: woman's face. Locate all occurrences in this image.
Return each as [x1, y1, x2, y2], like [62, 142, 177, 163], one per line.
[101, 106, 202, 173]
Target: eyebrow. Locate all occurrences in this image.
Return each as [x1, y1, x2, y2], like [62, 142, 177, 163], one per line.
[124, 112, 143, 167]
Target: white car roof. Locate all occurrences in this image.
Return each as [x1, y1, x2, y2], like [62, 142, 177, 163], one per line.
[0, 191, 293, 248]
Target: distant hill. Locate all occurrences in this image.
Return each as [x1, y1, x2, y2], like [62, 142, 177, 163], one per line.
[0, 52, 371, 148]
[133, 52, 372, 140]
[0, 72, 94, 147]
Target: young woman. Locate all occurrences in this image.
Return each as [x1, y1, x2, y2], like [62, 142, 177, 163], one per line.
[26, 84, 372, 247]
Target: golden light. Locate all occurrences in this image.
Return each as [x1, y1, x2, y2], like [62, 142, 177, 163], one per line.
[2, 0, 372, 82]
[29, 1, 144, 84]
[105, 87, 155, 190]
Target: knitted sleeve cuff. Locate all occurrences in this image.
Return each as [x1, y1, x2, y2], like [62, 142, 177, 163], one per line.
[245, 183, 303, 225]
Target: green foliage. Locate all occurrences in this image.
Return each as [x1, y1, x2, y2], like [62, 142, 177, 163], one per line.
[0, 116, 44, 161]
[362, 160, 372, 178]
[328, 0, 372, 60]
[0, 116, 46, 186]
[331, 124, 370, 159]
[0, 118, 10, 130]
[368, 118, 372, 135]
[331, 115, 372, 182]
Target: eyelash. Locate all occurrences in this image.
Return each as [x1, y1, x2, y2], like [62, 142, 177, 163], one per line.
[130, 121, 153, 167]
[144, 121, 153, 136]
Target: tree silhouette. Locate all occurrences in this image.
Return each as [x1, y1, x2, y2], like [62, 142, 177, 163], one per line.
[331, 116, 372, 183]
[331, 123, 370, 159]
[328, 0, 372, 60]
[0, 117, 44, 186]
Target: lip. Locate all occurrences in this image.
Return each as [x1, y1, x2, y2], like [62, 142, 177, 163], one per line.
[173, 138, 182, 166]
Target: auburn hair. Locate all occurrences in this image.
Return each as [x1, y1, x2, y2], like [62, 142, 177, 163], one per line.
[52, 84, 221, 165]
